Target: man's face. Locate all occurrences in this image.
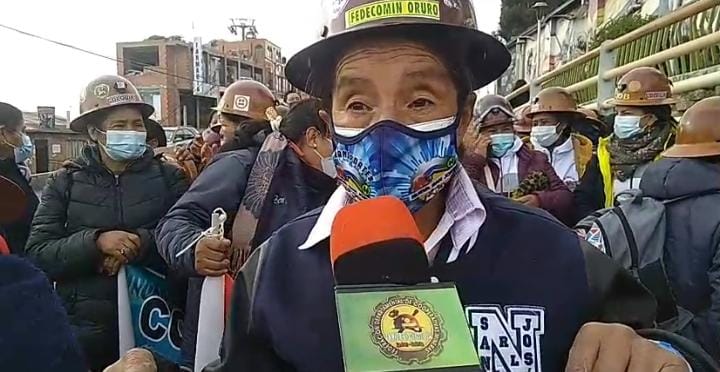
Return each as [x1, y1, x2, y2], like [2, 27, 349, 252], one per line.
[218, 114, 241, 145]
[331, 41, 461, 129]
[89, 106, 145, 143]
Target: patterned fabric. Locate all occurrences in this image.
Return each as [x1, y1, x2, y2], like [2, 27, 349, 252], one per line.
[608, 121, 674, 181]
[230, 132, 288, 273]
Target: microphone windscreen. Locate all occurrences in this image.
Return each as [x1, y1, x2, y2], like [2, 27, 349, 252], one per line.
[330, 196, 430, 285]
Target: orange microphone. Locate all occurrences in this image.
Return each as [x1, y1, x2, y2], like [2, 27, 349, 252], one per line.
[330, 196, 430, 285]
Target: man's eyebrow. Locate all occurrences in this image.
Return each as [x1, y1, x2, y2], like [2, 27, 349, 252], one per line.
[334, 75, 373, 91]
[402, 68, 448, 82]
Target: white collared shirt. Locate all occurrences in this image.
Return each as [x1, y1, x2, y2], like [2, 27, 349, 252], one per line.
[532, 136, 579, 184]
[298, 167, 487, 264]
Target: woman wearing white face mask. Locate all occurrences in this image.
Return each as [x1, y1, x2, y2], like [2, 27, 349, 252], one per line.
[462, 94, 573, 223]
[25, 75, 189, 371]
[574, 67, 677, 220]
[0, 102, 38, 255]
[526, 87, 595, 194]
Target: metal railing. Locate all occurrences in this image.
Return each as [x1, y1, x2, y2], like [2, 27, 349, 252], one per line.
[507, 0, 720, 111]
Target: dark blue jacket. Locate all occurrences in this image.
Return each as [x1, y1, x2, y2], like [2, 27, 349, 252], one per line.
[156, 146, 336, 368]
[206, 186, 718, 372]
[640, 158, 720, 360]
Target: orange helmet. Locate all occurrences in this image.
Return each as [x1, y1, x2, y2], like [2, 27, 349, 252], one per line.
[607, 67, 676, 107]
[527, 87, 581, 117]
[286, 0, 509, 98]
[70, 75, 154, 133]
[663, 97, 720, 158]
[214, 79, 276, 121]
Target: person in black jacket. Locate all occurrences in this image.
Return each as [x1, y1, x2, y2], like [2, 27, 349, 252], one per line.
[156, 96, 337, 370]
[25, 75, 189, 371]
[639, 96, 720, 360]
[0, 102, 38, 255]
[203, 1, 717, 371]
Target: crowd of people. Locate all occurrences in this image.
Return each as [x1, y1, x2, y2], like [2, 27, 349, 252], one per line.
[1, 0, 720, 371]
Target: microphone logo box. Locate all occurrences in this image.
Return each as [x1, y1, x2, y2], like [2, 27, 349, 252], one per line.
[335, 283, 480, 371]
[370, 295, 445, 364]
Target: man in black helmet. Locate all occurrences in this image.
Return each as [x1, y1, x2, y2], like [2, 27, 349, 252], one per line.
[206, 1, 714, 371]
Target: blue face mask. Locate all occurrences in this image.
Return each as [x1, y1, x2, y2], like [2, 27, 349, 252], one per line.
[98, 130, 148, 161]
[614, 115, 643, 139]
[333, 117, 459, 213]
[489, 133, 517, 157]
[14, 133, 34, 163]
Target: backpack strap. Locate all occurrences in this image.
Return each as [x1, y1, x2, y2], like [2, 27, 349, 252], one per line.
[612, 206, 679, 323]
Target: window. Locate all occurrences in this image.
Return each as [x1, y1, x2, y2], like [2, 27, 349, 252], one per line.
[122, 46, 160, 73]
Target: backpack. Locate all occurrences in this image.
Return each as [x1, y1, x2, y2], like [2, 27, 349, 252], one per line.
[575, 189, 691, 331]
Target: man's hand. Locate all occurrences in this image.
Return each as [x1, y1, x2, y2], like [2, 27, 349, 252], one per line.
[195, 237, 231, 277]
[96, 231, 141, 262]
[461, 129, 491, 159]
[515, 194, 541, 207]
[100, 256, 123, 276]
[103, 348, 157, 372]
[566, 323, 689, 372]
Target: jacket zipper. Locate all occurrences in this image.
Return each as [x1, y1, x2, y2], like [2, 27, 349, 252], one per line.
[114, 174, 124, 226]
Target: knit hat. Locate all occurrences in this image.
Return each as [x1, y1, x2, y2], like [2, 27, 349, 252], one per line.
[0, 256, 87, 371]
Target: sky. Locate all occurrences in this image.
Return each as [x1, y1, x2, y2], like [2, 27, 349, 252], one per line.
[0, 0, 501, 119]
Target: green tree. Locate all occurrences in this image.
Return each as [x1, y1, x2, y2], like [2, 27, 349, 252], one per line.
[499, 0, 566, 40]
[589, 13, 657, 49]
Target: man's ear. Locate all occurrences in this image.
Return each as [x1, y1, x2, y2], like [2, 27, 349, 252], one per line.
[87, 126, 100, 143]
[305, 126, 321, 148]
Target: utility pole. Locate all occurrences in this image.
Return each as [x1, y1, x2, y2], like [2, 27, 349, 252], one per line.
[228, 18, 258, 41]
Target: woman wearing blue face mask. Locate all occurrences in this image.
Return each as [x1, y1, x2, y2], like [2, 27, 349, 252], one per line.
[0, 102, 39, 255]
[462, 94, 573, 223]
[574, 67, 677, 219]
[25, 75, 189, 371]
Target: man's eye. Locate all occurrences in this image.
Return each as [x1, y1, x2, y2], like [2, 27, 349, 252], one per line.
[409, 98, 433, 109]
[348, 102, 370, 112]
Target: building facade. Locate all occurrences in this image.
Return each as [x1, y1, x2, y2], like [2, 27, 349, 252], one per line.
[497, 0, 689, 96]
[117, 35, 289, 128]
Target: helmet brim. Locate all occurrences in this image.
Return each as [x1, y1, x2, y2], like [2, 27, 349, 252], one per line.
[605, 97, 678, 107]
[69, 102, 154, 133]
[662, 143, 720, 158]
[286, 23, 510, 98]
[526, 109, 584, 118]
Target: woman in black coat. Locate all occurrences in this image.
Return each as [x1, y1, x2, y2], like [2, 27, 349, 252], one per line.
[25, 76, 188, 371]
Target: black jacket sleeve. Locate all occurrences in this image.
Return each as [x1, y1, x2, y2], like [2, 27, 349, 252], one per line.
[573, 155, 605, 222]
[25, 169, 104, 281]
[581, 240, 657, 328]
[155, 151, 254, 277]
[203, 243, 293, 372]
